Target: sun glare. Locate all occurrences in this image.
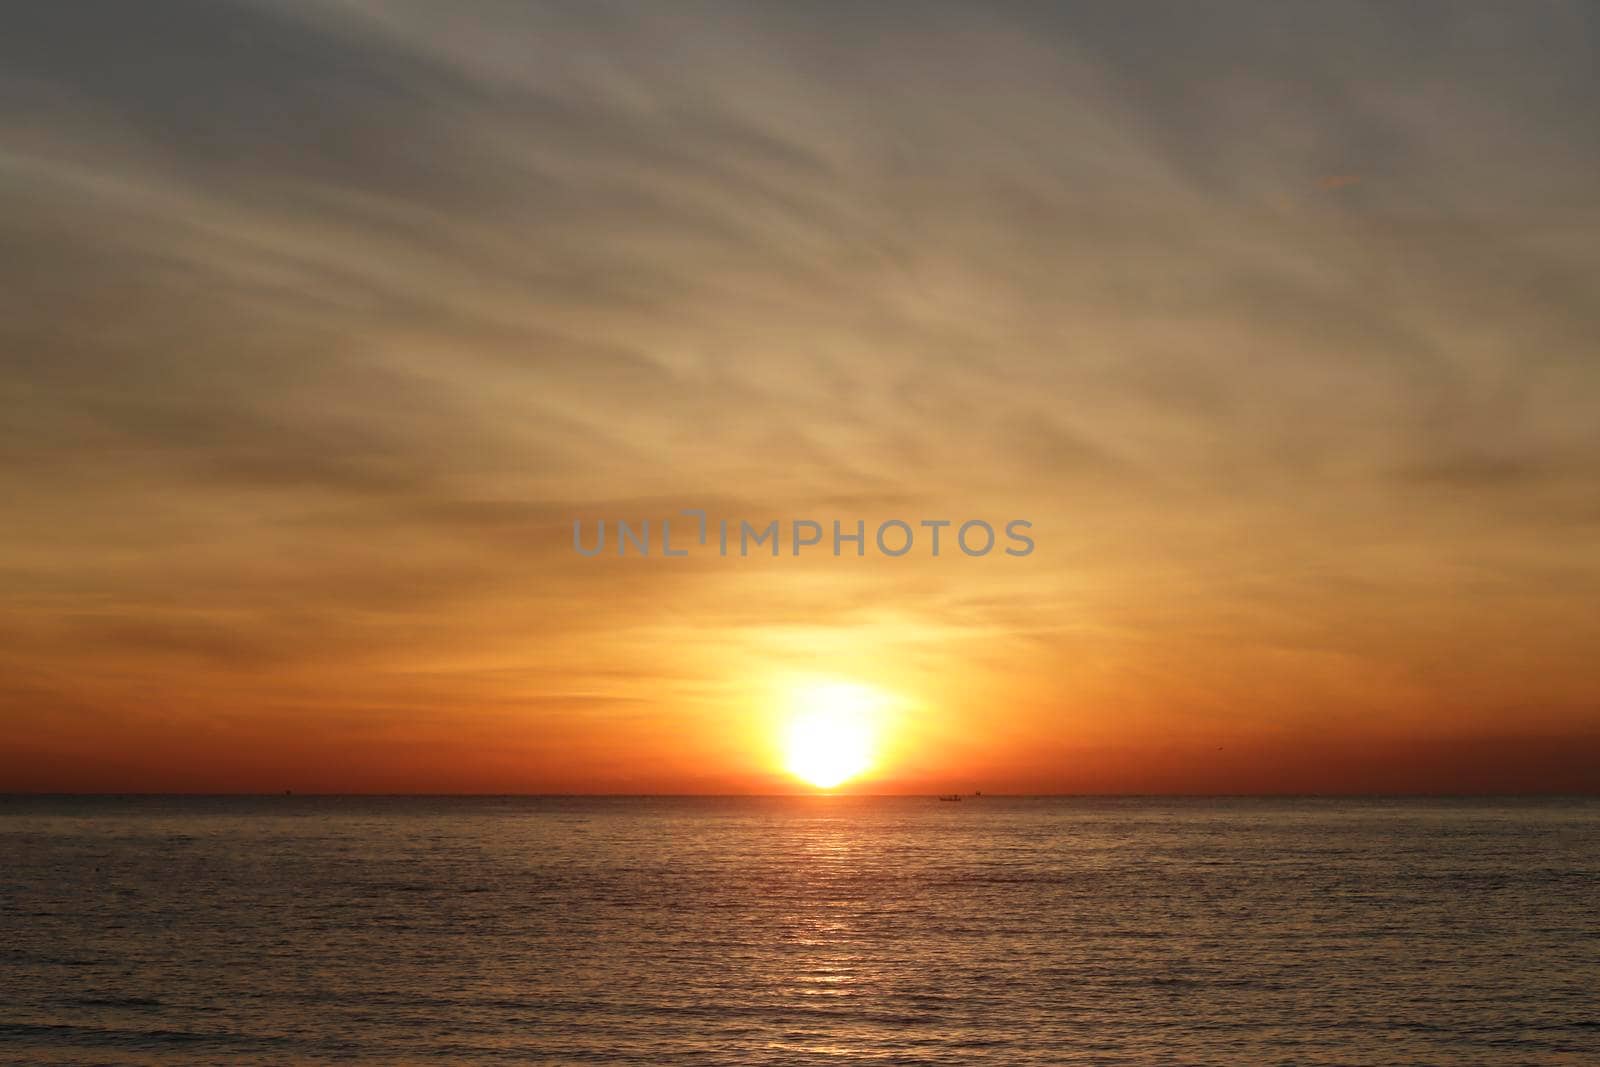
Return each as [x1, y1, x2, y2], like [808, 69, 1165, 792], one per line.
[782, 681, 885, 789]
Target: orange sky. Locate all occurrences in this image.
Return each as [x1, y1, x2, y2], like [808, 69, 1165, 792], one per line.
[2, 2, 1598, 793]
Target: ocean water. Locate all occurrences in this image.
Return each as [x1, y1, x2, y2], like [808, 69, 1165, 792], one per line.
[2, 796, 1597, 1065]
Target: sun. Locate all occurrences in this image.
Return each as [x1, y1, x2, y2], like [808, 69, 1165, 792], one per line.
[782, 681, 884, 789]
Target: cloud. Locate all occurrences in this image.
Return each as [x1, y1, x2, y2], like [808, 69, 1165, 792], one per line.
[2, 0, 1599, 787]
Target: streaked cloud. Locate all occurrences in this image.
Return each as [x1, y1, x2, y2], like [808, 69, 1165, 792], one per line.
[2, 0, 1597, 790]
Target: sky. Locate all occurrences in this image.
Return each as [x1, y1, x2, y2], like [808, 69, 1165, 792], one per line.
[2, 1, 1598, 793]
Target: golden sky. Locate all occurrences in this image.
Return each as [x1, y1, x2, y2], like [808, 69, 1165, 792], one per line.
[2, 1, 1598, 792]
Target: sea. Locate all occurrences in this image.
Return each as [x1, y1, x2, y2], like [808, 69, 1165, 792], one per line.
[2, 795, 1597, 1065]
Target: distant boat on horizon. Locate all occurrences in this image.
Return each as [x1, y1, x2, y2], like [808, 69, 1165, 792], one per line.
[937, 793, 962, 801]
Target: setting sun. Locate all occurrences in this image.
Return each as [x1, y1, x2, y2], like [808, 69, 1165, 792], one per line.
[781, 681, 886, 789]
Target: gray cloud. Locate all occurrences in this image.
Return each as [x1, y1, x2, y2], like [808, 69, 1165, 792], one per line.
[2, 0, 1599, 782]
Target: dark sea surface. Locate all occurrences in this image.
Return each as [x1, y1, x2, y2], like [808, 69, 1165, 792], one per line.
[2, 796, 1597, 1065]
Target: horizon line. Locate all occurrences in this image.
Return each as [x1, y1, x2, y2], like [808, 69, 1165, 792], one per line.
[4, 790, 1597, 799]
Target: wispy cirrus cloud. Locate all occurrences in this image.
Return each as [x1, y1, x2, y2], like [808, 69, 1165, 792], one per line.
[2, 0, 1598, 790]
